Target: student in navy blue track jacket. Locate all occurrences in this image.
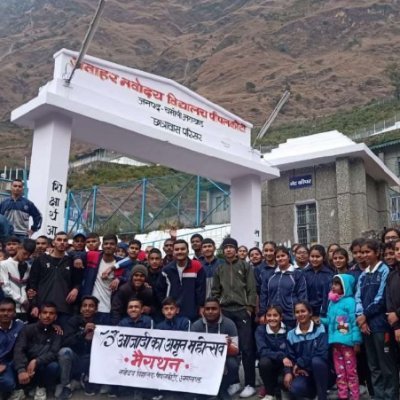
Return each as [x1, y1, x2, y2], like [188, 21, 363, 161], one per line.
[0, 179, 42, 239]
[303, 245, 334, 321]
[156, 239, 206, 321]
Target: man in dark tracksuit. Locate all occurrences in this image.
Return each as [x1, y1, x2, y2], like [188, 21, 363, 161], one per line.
[156, 239, 206, 322]
[28, 232, 82, 328]
[212, 238, 257, 398]
[13, 303, 62, 399]
[0, 179, 42, 239]
[0, 298, 24, 398]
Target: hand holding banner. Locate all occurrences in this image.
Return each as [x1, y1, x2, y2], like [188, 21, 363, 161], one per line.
[89, 326, 227, 396]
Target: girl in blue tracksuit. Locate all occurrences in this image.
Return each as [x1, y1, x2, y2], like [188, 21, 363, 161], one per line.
[259, 246, 307, 329]
[284, 301, 331, 400]
[355, 239, 399, 400]
[321, 274, 362, 400]
[249, 247, 267, 295]
[255, 305, 291, 399]
[303, 244, 334, 322]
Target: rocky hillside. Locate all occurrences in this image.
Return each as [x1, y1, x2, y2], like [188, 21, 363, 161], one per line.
[1, 0, 400, 165]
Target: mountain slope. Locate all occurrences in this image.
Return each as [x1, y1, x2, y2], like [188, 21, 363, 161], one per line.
[0, 0, 399, 165]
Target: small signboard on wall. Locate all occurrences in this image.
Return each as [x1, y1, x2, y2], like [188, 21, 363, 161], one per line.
[289, 175, 312, 189]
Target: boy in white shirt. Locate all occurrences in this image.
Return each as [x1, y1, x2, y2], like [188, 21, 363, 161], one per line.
[0, 239, 36, 320]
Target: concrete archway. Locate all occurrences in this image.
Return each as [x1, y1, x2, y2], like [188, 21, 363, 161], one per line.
[11, 49, 279, 246]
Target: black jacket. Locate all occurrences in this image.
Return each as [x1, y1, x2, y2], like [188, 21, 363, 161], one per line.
[62, 314, 97, 355]
[386, 268, 400, 330]
[28, 254, 83, 314]
[111, 282, 155, 324]
[13, 322, 62, 373]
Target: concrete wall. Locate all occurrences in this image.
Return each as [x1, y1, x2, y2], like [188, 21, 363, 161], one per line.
[376, 143, 400, 177]
[262, 163, 339, 246]
[262, 156, 391, 247]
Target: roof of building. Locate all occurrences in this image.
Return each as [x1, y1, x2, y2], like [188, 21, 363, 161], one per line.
[369, 137, 400, 150]
[262, 130, 400, 186]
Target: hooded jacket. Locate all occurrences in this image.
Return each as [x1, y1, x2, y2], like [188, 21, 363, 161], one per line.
[110, 279, 155, 325]
[255, 323, 287, 361]
[321, 274, 362, 346]
[211, 258, 256, 312]
[191, 314, 238, 345]
[355, 261, 390, 333]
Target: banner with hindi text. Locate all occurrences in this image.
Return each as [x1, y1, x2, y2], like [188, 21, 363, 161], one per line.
[89, 326, 227, 396]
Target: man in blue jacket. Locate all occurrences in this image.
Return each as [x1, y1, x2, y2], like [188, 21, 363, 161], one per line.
[0, 180, 42, 239]
[156, 239, 206, 321]
[0, 298, 24, 399]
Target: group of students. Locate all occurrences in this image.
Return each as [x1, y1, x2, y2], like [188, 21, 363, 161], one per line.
[1, 228, 400, 400]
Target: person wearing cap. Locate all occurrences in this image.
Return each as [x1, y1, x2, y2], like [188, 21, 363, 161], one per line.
[115, 242, 128, 258]
[156, 239, 206, 321]
[111, 264, 155, 325]
[212, 237, 257, 398]
[69, 233, 87, 269]
[110, 264, 155, 324]
[72, 233, 86, 252]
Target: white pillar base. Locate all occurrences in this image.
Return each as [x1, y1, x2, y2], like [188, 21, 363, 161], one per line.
[230, 174, 262, 248]
[28, 114, 72, 237]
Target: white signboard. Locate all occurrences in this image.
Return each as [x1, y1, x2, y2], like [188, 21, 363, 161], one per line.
[89, 326, 227, 396]
[53, 50, 252, 157]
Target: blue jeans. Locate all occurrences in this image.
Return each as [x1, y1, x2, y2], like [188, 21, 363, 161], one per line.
[0, 361, 16, 392]
[58, 348, 90, 386]
[30, 362, 60, 388]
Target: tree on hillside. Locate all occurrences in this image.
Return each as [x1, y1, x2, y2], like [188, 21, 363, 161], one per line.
[385, 62, 400, 100]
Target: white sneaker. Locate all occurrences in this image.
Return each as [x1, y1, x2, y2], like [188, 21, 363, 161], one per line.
[227, 383, 241, 396]
[9, 389, 26, 400]
[34, 387, 47, 400]
[239, 385, 256, 398]
[261, 396, 275, 400]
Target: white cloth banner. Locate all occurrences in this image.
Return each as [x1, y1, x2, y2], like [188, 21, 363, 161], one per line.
[89, 325, 227, 395]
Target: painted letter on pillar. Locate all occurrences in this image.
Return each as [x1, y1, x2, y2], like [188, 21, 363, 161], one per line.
[46, 180, 66, 237]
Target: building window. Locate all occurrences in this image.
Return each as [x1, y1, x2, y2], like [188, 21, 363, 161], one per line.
[391, 195, 400, 223]
[296, 203, 318, 245]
